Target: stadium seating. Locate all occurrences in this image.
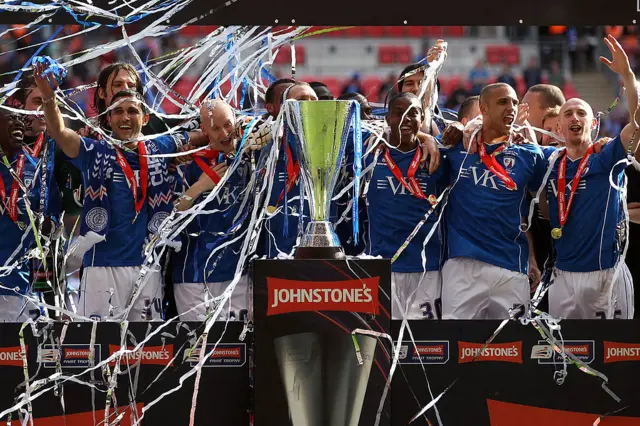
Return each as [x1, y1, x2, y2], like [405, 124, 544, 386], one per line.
[306, 26, 467, 38]
[378, 46, 412, 65]
[273, 45, 306, 66]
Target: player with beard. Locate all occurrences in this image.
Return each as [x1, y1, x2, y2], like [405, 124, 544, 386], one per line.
[0, 110, 62, 321]
[35, 60, 183, 321]
[365, 93, 447, 319]
[172, 99, 255, 321]
[441, 82, 548, 319]
[542, 35, 637, 319]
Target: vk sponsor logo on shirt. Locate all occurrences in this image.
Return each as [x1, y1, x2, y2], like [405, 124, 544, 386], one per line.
[460, 166, 508, 191]
[548, 179, 588, 198]
[375, 176, 428, 195]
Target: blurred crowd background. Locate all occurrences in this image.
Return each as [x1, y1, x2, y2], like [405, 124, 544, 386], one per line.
[0, 25, 637, 136]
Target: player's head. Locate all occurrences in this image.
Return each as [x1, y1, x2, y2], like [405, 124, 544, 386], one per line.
[338, 92, 373, 120]
[558, 98, 597, 146]
[285, 82, 318, 101]
[457, 95, 480, 126]
[522, 84, 565, 129]
[199, 99, 236, 153]
[398, 63, 425, 97]
[0, 108, 26, 156]
[94, 62, 144, 124]
[309, 82, 334, 100]
[11, 73, 46, 136]
[386, 92, 424, 146]
[264, 78, 295, 118]
[107, 90, 149, 141]
[541, 106, 562, 147]
[479, 83, 518, 137]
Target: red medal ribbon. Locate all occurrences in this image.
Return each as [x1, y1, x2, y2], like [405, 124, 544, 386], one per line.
[383, 147, 427, 199]
[0, 155, 25, 223]
[477, 134, 517, 191]
[23, 133, 45, 158]
[557, 145, 594, 228]
[114, 142, 148, 215]
[276, 128, 300, 205]
[193, 148, 222, 185]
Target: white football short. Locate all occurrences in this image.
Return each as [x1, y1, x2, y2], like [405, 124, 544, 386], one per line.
[549, 263, 634, 319]
[441, 257, 530, 320]
[77, 266, 164, 321]
[0, 295, 40, 322]
[174, 274, 250, 322]
[391, 271, 441, 320]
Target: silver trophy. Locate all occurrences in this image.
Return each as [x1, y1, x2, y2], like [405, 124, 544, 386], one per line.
[288, 100, 357, 259]
[274, 332, 377, 426]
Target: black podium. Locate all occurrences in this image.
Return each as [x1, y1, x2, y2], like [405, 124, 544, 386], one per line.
[252, 258, 392, 426]
[391, 319, 640, 425]
[0, 322, 250, 425]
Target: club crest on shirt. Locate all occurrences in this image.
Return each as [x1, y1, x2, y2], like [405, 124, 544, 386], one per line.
[503, 155, 516, 171]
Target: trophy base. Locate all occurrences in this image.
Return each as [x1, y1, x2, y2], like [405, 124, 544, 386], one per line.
[295, 221, 344, 260]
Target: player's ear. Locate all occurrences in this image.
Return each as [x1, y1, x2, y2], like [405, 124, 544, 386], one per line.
[591, 117, 598, 130]
[142, 112, 150, 127]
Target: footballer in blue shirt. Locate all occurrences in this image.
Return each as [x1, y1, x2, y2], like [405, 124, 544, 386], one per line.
[365, 92, 448, 319]
[34, 63, 203, 322]
[441, 82, 548, 319]
[543, 34, 637, 319]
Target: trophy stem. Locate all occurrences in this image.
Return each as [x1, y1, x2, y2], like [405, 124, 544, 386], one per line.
[295, 221, 344, 260]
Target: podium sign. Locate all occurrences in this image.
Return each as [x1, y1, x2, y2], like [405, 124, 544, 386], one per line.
[252, 259, 392, 426]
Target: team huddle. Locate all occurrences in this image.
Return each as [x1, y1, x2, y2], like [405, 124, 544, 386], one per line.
[0, 34, 636, 322]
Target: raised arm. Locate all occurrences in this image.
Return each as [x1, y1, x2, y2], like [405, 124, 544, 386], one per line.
[599, 34, 640, 154]
[34, 62, 81, 158]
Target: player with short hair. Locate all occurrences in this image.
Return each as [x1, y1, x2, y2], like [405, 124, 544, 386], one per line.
[543, 35, 637, 319]
[441, 82, 548, 319]
[541, 107, 562, 147]
[521, 84, 566, 142]
[264, 78, 296, 119]
[365, 92, 448, 319]
[259, 82, 319, 258]
[309, 82, 334, 100]
[457, 95, 481, 125]
[0, 109, 62, 321]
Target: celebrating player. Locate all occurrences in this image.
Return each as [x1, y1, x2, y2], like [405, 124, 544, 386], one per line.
[543, 34, 637, 319]
[172, 99, 253, 322]
[365, 92, 448, 319]
[35, 60, 182, 321]
[0, 109, 61, 321]
[441, 82, 548, 319]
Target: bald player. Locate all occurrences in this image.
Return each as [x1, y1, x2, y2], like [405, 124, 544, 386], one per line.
[172, 99, 253, 321]
[542, 35, 637, 319]
[441, 82, 548, 319]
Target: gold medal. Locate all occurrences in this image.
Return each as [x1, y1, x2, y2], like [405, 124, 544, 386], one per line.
[16, 221, 26, 231]
[266, 206, 277, 214]
[428, 194, 437, 207]
[551, 228, 562, 240]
